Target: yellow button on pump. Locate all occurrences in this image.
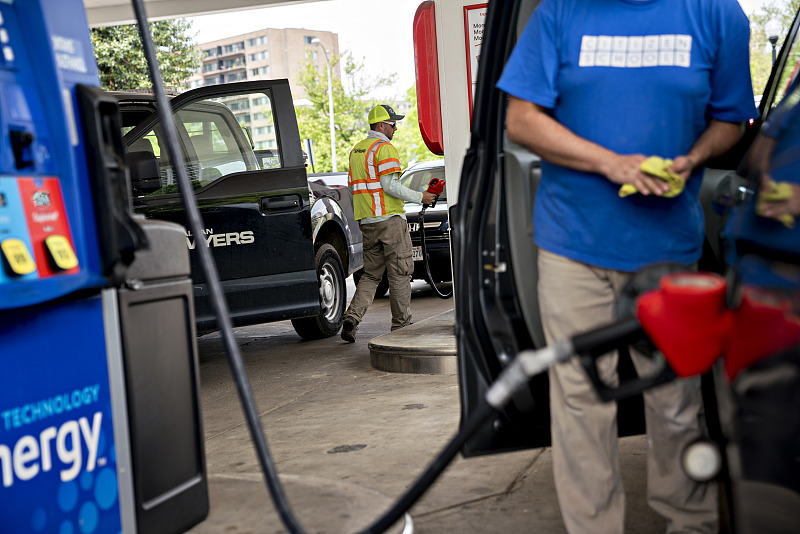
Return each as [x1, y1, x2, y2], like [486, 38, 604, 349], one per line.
[1, 238, 36, 276]
[45, 234, 79, 270]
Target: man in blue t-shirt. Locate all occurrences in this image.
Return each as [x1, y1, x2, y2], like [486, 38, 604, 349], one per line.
[497, 1, 756, 532]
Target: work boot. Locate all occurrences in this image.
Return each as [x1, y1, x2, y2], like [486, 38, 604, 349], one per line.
[341, 316, 358, 343]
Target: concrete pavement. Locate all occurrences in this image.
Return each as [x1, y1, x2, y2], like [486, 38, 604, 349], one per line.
[187, 279, 666, 533]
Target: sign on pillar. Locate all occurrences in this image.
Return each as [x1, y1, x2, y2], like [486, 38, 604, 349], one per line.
[463, 3, 487, 128]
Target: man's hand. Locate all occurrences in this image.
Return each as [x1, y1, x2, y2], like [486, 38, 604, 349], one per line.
[669, 154, 699, 182]
[759, 181, 800, 219]
[421, 191, 437, 206]
[604, 154, 672, 196]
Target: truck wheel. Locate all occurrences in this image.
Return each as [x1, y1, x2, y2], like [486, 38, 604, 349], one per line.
[292, 244, 346, 339]
[352, 269, 389, 298]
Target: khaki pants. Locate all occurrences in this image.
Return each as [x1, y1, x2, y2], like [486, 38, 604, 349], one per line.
[538, 249, 718, 534]
[345, 215, 413, 330]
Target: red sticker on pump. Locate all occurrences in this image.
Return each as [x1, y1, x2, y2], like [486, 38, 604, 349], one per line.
[17, 177, 79, 276]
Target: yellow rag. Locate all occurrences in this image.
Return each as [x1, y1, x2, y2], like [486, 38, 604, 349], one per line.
[618, 156, 685, 198]
[756, 180, 795, 228]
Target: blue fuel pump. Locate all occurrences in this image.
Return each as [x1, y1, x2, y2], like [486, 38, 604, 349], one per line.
[0, 2, 207, 533]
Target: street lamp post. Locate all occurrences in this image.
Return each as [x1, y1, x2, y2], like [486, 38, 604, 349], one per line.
[311, 38, 336, 172]
[769, 34, 779, 65]
[766, 19, 781, 66]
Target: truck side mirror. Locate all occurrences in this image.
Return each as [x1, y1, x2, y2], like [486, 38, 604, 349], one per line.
[128, 151, 161, 195]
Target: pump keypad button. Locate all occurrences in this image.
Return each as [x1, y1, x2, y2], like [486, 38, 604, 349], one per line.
[1, 237, 36, 275]
[45, 234, 78, 270]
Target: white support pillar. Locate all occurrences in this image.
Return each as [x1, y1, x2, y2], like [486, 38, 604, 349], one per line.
[434, 0, 486, 206]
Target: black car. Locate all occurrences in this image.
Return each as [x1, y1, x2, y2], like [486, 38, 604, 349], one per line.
[401, 161, 452, 289]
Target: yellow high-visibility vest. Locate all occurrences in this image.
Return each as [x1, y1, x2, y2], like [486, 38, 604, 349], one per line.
[348, 138, 404, 220]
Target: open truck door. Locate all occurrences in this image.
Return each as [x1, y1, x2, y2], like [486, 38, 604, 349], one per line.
[119, 80, 320, 334]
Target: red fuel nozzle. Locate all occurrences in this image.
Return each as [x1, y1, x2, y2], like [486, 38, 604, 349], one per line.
[636, 272, 732, 378]
[635, 272, 800, 380]
[427, 177, 445, 196]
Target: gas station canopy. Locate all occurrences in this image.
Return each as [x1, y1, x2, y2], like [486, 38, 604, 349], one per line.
[83, 0, 318, 26]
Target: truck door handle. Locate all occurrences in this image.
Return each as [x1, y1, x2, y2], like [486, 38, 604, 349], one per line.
[260, 195, 301, 213]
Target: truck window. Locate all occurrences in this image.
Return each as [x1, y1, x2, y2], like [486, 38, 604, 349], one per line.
[127, 89, 283, 197]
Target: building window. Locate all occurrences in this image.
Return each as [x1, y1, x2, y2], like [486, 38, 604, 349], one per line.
[223, 42, 245, 54]
[227, 99, 250, 112]
[247, 36, 268, 47]
[255, 140, 277, 150]
[306, 50, 318, 60]
[253, 125, 274, 136]
[304, 36, 316, 45]
[249, 66, 270, 76]
[252, 97, 270, 106]
[248, 51, 269, 62]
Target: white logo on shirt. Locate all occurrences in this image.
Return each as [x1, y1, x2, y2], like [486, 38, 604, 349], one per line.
[579, 34, 692, 68]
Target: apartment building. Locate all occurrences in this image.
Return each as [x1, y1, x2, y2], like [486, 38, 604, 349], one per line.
[186, 28, 340, 154]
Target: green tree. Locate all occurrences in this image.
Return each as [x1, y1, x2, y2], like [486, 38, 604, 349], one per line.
[91, 19, 202, 91]
[295, 54, 441, 172]
[393, 84, 444, 168]
[749, 0, 800, 96]
[295, 52, 395, 172]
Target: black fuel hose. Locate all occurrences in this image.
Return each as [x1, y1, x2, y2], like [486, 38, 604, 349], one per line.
[131, 2, 489, 533]
[418, 205, 454, 299]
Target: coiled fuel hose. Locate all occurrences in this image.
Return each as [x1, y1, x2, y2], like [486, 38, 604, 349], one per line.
[418, 203, 454, 299]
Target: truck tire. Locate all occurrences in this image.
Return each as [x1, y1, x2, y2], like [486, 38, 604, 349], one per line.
[352, 269, 389, 298]
[292, 244, 346, 339]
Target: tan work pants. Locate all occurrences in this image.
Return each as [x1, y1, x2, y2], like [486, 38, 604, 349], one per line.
[345, 215, 413, 330]
[538, 249, 718, 534]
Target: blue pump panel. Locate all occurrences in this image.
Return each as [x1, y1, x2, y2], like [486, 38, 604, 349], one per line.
[0, 0, 107, 309]
[0, 296, 122, 533]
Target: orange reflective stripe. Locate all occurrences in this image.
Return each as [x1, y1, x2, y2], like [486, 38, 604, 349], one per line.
[376, 157, 401, 176]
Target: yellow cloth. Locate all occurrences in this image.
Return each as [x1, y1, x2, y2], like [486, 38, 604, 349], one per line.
[756, 180, 795, 228]
[618, 156, 685, 198]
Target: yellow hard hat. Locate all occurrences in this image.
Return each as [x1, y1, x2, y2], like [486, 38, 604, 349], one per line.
[368, 104, 404, 124]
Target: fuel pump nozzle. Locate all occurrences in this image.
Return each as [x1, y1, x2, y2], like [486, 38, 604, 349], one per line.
[423, 177, 445, 210]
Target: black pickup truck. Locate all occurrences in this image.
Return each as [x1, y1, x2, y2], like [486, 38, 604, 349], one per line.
[116, 80, 362, 338]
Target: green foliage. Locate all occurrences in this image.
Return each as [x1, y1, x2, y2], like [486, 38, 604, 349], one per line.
[749, 0, 800, 96]
[295, 52, 391, 172]
[91, 19, 202, 91]
[393, 85, 444, 168]
[294, 53, 441, 172]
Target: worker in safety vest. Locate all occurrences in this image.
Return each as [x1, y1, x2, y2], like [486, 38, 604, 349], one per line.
[341, 104, 436, 342]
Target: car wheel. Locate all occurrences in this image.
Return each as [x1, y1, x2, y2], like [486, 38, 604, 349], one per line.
[352, 269, 389, 298]
[291, 244, 346, 339]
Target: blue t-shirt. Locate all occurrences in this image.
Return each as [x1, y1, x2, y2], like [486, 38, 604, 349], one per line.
[724, 76, 800, 290]
[497, 0, 756, 271]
